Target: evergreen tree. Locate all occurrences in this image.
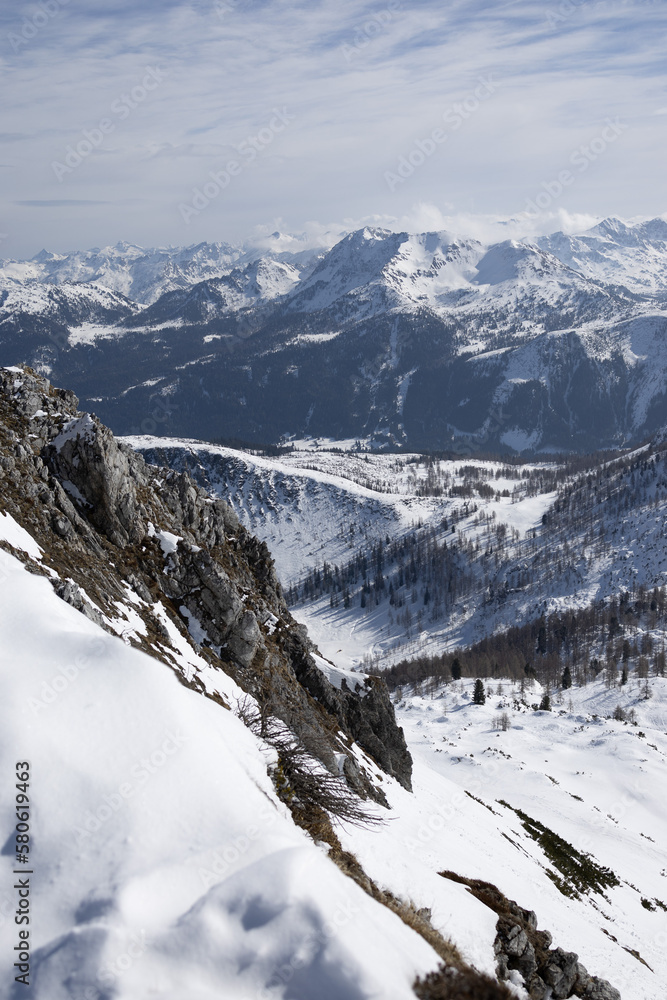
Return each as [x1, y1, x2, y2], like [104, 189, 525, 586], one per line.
[451, 658, 462, 681]
[539, 693, 551, 711]
[562, 665, 572, 690]
[473, 679, 485, 705]
[537, 623, 547, 654]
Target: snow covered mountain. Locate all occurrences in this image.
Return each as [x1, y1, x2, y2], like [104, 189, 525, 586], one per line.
[2, 366, 664, 999]
[134, 257, 301, 326]
[535, 217, 667, 294]
[0, 236, 326, 306]
[1, 218, 667, 452]
[281, 227, 486, 316]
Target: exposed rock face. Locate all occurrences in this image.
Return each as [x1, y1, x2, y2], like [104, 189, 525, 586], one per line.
[0, 366, 412, 797]
[440, 872, 621, 1000]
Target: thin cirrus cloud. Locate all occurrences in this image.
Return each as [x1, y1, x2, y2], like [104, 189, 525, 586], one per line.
[15, 200, 115, 207]
[0, 0, 665, 257]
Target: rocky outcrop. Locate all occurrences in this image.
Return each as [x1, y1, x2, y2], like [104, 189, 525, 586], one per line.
[0, 366, 412, 798]
[439, 872, 621, 1000]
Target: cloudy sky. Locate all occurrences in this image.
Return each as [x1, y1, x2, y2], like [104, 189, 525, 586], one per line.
[1, 0, 666, 257]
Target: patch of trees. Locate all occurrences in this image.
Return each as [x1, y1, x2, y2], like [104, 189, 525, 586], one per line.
[289, 439, 667, 665]
[378, 584, 667, 690]
[287, 504, 482, 618]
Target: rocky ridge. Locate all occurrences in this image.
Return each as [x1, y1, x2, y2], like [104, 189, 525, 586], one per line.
[0, 365, 412, 798]
[440, 872, 622, 1000]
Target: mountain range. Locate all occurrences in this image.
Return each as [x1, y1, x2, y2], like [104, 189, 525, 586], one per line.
[2, 217, 667, 452]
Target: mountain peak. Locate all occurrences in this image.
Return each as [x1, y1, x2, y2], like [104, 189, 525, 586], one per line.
[31, 248, 63, 262]
[346, 226, 394, 244]
[588, 217, 630, 239]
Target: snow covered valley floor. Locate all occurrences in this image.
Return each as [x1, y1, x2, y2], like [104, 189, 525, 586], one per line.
[131, 436, 667, 677]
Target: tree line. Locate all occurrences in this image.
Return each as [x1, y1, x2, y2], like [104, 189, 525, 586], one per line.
[377, 583, 667, 691]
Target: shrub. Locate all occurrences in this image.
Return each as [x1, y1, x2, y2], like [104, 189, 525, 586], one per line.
[414, 964, 514, 999]
[236, 698, 383, 830]
[493, 712, 511, 731]
[501, 803, 619, 898]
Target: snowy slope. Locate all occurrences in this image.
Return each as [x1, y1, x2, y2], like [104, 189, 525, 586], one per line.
[285, 228, 486, 315]
[124, 437, 438, 584]
[375, 675, 667, 1000]
[1, 503, 658, 999]
[0, 238, 326, 306]
[0, 282, 137, 324]
[0, 545, 444, 1000]
[127, 437, 667, 687]
[125, 437, 548, 586]
[127, 438, 570, 670]
[133, 258, 301, 326]
[291, 443, 667, 672]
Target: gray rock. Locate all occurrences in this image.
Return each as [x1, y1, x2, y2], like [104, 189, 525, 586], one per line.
[517, 942, 538, 980]
[227, 610, 261, 668]
[547, 948, 580, 997]
[52, 578, 107, 629]
[582, 980, 622, 1000]
[126, 573, 152, 604]
[452, 870, 624, 1000]
[506, 926, 529, 957]
[51, 513, 73, 539]
[527, 977, 548, 1000]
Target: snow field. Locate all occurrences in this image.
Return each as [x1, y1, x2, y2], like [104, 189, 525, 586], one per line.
[0, 548, 445, 1000]
[374, 676, 667, 999]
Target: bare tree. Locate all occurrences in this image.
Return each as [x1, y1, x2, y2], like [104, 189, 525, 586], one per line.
[236, 698, 384, 829]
